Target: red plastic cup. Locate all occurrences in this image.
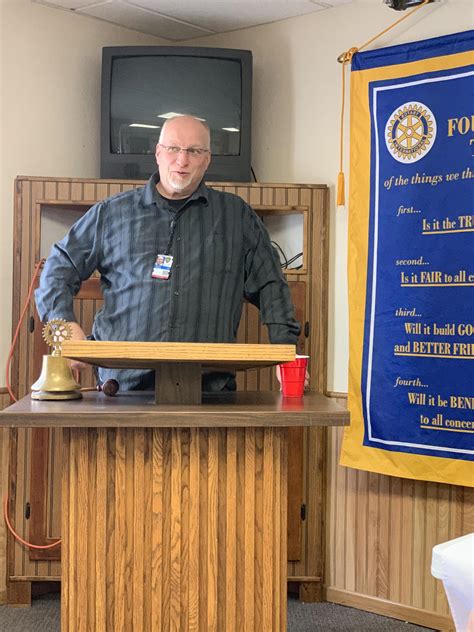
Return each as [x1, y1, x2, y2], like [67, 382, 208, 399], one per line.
[279, 356, 308, 398]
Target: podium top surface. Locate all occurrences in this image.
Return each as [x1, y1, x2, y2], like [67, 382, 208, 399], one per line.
[61, 341, 295, 370]
[0, 391, 349, 428]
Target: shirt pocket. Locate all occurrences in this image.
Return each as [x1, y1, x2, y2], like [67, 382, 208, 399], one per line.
[202, 230, 236, 275]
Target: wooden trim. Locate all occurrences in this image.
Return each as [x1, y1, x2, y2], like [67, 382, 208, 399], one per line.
[35, 200, 98, 215]
[10, 575, 61, 582]
[325, 391, 348, 400]
[254, 206, 309, 219]
[7, 579, 31, 607]
[36, 200, 95, 209]
[0, 390, 10, 412]
[287, 575, 321, 582]
[287, 427, 304, 560]
[0, 388, 8, 395]
[325, 587, 455, 631]
[16, 175, 328, 189]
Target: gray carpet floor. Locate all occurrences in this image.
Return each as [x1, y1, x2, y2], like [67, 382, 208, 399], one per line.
[0, 593, 437, 631]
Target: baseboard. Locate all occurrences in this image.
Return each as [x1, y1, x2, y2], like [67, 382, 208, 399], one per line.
[325, 390, 348, 400]
[325, 587, 455, 632]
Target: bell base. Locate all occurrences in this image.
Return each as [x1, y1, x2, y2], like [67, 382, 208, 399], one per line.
[31, 390, 83, 401]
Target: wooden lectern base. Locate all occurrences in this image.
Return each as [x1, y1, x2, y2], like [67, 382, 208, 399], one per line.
[3, 388, 349, 630]
[154, 362, 202, 404]
[61, 426, 287, 632]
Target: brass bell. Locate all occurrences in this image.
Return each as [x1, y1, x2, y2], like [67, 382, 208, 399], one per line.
[31, 320, 82, 400]
[31, 355, 82, 400]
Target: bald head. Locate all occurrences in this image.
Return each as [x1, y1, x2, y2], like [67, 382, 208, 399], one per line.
[155, 115, 212, 199]
[158, 116, 211, 149]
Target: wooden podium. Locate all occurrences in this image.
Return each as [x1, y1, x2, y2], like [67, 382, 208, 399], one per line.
[1, 343, 349, 632]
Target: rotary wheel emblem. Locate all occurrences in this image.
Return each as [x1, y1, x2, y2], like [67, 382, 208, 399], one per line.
[42, 319, 72, 355]
[385, 102, 436, 163]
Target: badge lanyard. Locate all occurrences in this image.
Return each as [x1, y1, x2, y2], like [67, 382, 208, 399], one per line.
[151, 211, 182, 280]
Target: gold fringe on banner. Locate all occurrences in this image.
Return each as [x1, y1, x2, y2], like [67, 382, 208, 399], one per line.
[336, 0, 431, 208]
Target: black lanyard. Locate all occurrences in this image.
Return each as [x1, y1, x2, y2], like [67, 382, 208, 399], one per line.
[164, 217, 177, 255]
[163, 202, 190, 255]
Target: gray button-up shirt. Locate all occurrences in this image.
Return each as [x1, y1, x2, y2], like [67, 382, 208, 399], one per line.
[35, 172, 300, 389]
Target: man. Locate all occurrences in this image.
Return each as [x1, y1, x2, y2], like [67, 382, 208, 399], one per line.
[35, 115, 300, 391]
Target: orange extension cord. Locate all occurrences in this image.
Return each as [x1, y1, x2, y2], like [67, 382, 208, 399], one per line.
[3, 495, 61, 550]
[5, 258, 62, 549]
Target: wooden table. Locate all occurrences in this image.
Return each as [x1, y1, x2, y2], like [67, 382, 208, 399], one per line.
[2, 391, 349, 631]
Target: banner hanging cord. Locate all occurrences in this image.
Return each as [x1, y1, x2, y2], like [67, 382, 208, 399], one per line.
[337, 0, 431, 207]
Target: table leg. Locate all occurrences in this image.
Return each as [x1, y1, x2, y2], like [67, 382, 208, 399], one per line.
[154, 362, 202, 404]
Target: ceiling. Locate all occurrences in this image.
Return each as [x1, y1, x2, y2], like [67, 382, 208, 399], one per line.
[32, 0, 352, 41]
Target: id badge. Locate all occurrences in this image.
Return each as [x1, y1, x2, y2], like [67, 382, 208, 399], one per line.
[152, 253, 173, 279]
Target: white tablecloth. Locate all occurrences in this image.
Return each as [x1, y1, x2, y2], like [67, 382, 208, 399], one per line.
[432, 533, 474, 632]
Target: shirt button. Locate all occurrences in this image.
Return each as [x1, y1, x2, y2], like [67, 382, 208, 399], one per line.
[174, 291, 179, 296]
[177, 237, 182, 241]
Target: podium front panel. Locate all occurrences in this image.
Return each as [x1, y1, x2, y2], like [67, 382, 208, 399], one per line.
[61, 426, 288, 632]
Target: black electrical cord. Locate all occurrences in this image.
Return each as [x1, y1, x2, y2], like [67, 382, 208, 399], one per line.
[286, 252, 303, 268]
[270, 241, 288, 268]
[251, 166, 258, 182]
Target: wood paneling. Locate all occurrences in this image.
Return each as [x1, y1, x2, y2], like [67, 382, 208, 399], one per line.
[325, 395, 472, 630]
[0, 390, 12, 410]
[61, 426, 287, 631]
[0, 391, 12, 603]
[28, 428, 61, 560]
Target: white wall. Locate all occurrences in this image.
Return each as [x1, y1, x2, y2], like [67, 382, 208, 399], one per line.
[0, 0, 471, 391]
[0, 0, 164, 381]
[183, 0, 472, 391]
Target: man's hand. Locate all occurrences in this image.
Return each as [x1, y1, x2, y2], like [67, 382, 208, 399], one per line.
[66, 322, 88, 371]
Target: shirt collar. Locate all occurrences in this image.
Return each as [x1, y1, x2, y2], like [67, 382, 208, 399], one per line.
[141, 171, 209, 207]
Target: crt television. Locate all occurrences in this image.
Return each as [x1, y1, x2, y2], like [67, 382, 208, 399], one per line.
[101, 46, 252, 182]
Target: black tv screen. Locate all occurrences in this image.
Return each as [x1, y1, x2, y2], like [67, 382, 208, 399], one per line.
[101, 47, 252, 182]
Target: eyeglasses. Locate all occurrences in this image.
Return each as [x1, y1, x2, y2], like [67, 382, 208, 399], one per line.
[159, 144, 210, 157]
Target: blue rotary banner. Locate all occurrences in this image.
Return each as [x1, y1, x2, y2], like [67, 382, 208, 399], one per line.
[341, 31, 474, 486]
